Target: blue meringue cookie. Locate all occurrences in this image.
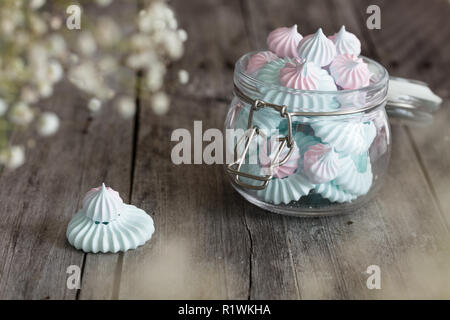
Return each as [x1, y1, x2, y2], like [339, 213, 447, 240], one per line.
[256, 57, 294, 84]
[66, 184, 154, 253]
[234, 102, 286, 132]
[310, 118, 376, 155]
[334, 153, 373, 195]
[256, 172, 314, 205]
[314, 182, 357, 203]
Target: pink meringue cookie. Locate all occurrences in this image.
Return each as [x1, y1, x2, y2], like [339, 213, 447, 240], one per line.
[297, 28, 336, 67]
[267, 25, 303, 58]
[303, 143, 341, 184]
[279, 61, 322, 90]
[328, 25, 361, 56]
[259, 136, 300, 179]
[329, 54, 372, 89]
[246, 51, 278, 74]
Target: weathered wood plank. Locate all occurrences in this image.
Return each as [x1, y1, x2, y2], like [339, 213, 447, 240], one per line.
[0, 2, 135, 300]
[117, 0, 252, 299]
[0, 81, 133, 299]
[76, 1, 138, 300]
[356, 0, 450, 223]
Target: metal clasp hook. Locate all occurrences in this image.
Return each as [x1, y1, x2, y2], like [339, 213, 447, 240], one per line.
[226, 98, 295, 190]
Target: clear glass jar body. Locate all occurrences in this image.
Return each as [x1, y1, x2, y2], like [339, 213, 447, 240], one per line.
[225, 51, 391, 216]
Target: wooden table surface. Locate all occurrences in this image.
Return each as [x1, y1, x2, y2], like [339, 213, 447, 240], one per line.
[1, 0, 450, 299]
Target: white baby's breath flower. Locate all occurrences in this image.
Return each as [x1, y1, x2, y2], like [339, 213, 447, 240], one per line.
[0, 99, 8, 116]
[78, 32, 97, 56]
[116, 97, 136, 119]
[88, 98, 102, 113]
[48, 61, 63, 83]
[146, 70, 163, 92]
[98, 56, 118, 75]
[38, 82, 53, 98]
[29, 14, 48, 35]
[178, 69, 189, 84]
[95, 0, 113, 7]
[9, 102, 34, 126]
[50, 16, 62, 30]
[177, 29, 188, 42]
[48, 34, 67, 58]
[96, 17, 121, 47]
[30, 0, 46, 10]
[21, 87, 39, 104]
[151, 92, 170, 115]
[0, 145, 25, 170]
[162, 31, 183, 59]
[36, 112, 59, 136]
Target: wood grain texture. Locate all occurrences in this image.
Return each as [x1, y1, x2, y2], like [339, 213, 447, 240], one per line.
[0, 2, 135, 300]
[76, 1, 138, 300]
[0, 81, 133, 299]
[117, 0, 252, 299]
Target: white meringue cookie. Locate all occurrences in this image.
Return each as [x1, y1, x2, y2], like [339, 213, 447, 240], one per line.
[267, 24, 303, 58]
[297, 28, 337, 67]
[328, 25, 361, 56]
[303, 143, 342, 184]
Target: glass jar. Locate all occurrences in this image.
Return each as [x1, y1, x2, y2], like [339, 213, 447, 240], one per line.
[224, 51, 391, 216]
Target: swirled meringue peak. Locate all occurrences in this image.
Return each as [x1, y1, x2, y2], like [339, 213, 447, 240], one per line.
[297, 28, 336, 67]
[82, 183, 124, 223]
[328, 26, 361, 56]
[67, 183, 155, 253]
[267, 25, 303, 58]
[279, 61, 322, 90]
[329, 54, 372, 89]
[246, 51, 278, 74]
[303, 143, 341, 184]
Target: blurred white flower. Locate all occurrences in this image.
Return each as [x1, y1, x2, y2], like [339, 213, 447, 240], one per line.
[0, 145, 25, 170]
[36, 112, 59, 136]
[178, 69, 189, 84]
[0, 0, 186, 169]
[69, 62, 113, 100]
[161, 31, 183, 59]
[177, 29, 188, 42]
[38, 82, 53, 98]
[21, 87, 39, 104]
[116, 97, 136, 119]
[30, 0, 46, 10]
[50, 16, 62, 30]
[95, 0, 113, 7]
[98, 56, 118, 75]
[48, 34, 67, 58]
[48, 61, 63, 83]
[88, 98, 102, 113]
[0, 99, 8, 116]
[78, 32, 97, 56]
[9, 102, 34, 126]
[151, 92, 170, 115]
[96, 17, 121, 47]
[29, 14, 48, 35]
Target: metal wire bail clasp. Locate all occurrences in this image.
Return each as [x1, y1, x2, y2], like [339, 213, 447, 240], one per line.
[226, 97, 295, 190]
